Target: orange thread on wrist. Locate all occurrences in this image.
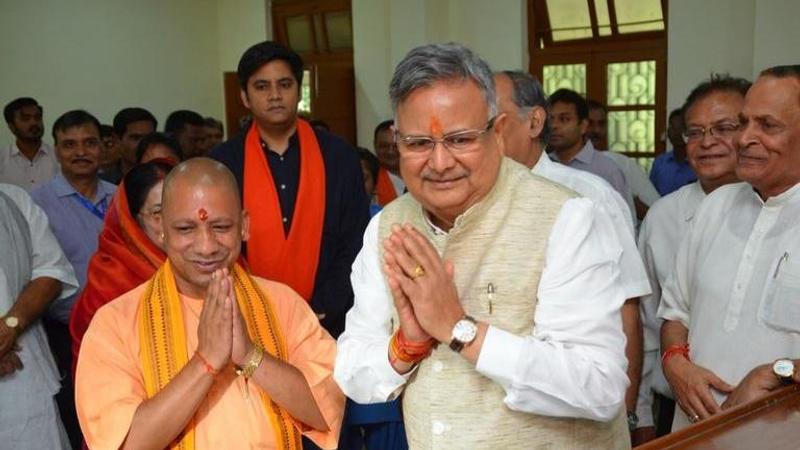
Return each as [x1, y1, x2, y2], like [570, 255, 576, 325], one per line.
[196, 351, 218, 375]
[661, 343, 690, 366]
[390, 329, 436, 365]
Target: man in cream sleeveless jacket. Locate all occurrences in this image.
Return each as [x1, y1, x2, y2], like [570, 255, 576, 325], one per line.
[335, 43, 631, 449]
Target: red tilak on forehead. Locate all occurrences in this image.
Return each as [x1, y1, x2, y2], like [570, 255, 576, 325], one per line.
[198, 208, 208, 221]
[430, 116, 443, 136]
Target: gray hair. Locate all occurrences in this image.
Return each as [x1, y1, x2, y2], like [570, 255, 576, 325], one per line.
[499, 70, 550, 145]
[390, 43, 497, 118]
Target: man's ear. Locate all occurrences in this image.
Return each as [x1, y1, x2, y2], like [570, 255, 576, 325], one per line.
[578, 117, 589, 135]
[491, 112, 508, 151]
[529, 106, 546, 140]
[492, 112, 508, 136]
[240, 209, 250, 242]
[239, 89, 251, 110]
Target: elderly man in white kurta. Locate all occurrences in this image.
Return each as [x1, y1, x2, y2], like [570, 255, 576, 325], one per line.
[636, 75, 750, 439]
[494, 70, 651, 437]
[0, 183, 78, 449]
[659, 66, 800, 430]
[335, 44, 631, 450]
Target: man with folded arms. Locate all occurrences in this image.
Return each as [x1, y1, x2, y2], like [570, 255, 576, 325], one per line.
[335, 43, 630, 449]
[659, 65, 800, 430]
[76, 158, 344, 449]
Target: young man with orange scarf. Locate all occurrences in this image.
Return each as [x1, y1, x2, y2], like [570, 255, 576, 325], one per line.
[211, 41, 370, 340]
[75, 158, 343, 449]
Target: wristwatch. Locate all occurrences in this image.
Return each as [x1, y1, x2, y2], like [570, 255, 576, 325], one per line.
[627, 411, 639, 431]
[449, 315, 477, 353]
[3, 315, 19, 332]
[772, 359, 795, 384]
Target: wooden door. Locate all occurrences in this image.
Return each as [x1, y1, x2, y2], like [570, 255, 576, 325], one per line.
[310, 58, 356, 143]
[223, 72, 250, 138]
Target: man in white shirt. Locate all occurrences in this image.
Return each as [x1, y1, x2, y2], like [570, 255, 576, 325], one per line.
[335, 43, 630, 449]
[494, 69, 651, 442]
[0, 183, 78, 449]
[1, 98, 59, 191]
[637, 74, 750, 441]
[659, 65, 800, 430]
[587, 100, 661, 220]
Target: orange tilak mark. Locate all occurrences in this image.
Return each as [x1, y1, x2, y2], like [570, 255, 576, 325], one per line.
[429, 116, 443, 136]
[198, 208, 208, 221]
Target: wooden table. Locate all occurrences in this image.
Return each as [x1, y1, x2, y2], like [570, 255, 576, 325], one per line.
[637, 384, 800, 449]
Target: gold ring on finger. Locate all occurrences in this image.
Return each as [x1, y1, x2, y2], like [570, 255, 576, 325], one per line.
[412, 264, 426, 279]
[689, 414, 700, 423]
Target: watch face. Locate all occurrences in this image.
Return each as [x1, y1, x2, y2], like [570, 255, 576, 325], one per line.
[774, 359, 794, 378]
[4, 316, 18, 328]
[453, 319, 477, 343]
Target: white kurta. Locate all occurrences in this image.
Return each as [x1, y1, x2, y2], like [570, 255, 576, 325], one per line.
[336, 196, 629, 422]
[659, 181, 800, 428]
[604, 151, 661, 207]
[0, 183, 77, 449]
[635, 181, 705, 426]
[533, 151, 651, 300]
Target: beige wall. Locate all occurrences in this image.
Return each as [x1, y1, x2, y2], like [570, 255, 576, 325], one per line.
[0, 0, 269, 145]
[752, 0, 800, 73]
[667, 0, 800, 114]
[217, 0, 271, 72]
[4, 1, 796, 149]
[352, 0, 527, 148]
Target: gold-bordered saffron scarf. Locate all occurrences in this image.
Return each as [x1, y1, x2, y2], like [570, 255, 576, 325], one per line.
[138, 261, 301, 450]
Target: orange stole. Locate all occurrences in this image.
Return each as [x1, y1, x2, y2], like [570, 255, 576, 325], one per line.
[243, 119, 325, 301]
[137, 262, 301, 450]
[375, 168, 398, 206]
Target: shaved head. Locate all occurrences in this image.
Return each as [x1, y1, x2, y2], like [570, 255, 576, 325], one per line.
[160, 157, 249, 298]
[162, 157, 241, 211]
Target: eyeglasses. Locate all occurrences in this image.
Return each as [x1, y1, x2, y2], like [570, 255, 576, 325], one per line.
[682, 122, 741, 143]
[138, 205, 162, 219]
[394, 116, 496, 157]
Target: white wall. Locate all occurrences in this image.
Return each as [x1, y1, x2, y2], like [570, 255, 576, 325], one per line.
[752, 0, 800, 73]
[217, 0, 271, 72]
[5, 1, 795, 149]
[352, 0, 527, 148]
[667, 0, 800, 114]
[0, 0, 269, 145]
[667, 0, 755, 114]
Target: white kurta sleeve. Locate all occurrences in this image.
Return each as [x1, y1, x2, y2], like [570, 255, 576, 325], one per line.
[474, 198, 629, 422]
[657, 221, 695, 328]
[334, 213, 412, 403]
[2, 183, 77, 298]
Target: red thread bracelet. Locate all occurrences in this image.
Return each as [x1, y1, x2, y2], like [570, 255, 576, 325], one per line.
[661, 343, 690, 366]
[196, 351, 219, 375]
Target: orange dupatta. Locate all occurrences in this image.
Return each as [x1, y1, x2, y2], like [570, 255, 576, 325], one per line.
[243, 119, 325, 301]
[138, 261, 300, 450]
[375, 167, 398, 206]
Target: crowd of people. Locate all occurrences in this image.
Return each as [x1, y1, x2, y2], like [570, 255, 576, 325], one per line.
[1, 38, 798, 450]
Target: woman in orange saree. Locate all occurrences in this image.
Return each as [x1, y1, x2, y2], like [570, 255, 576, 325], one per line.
[69, 161, 173, 374]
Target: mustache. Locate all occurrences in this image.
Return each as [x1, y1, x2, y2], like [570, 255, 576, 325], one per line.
[737, 148, 766, 159]
[420, 170, 469, 182]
